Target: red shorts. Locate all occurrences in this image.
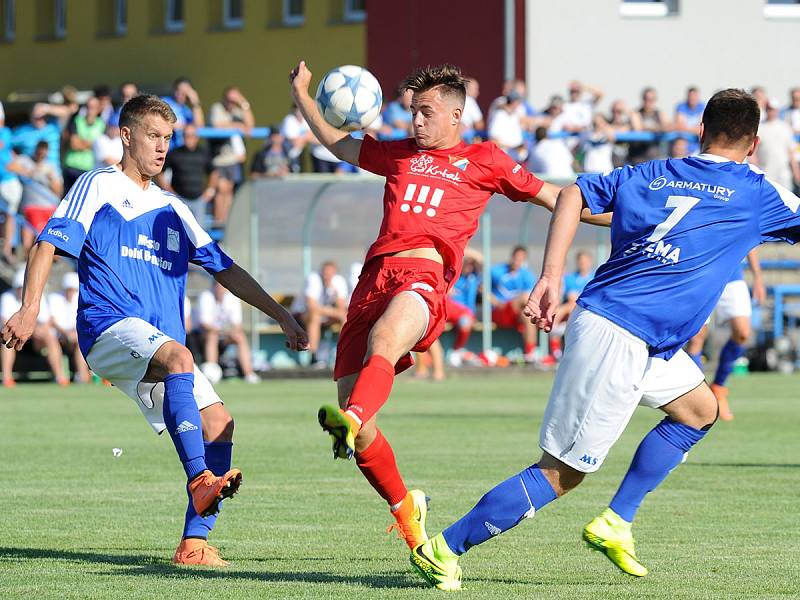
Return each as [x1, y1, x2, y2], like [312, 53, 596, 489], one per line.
[334, 256, 447, 380]
[492, 301, 522, 329]
[446, 297, 474, 326]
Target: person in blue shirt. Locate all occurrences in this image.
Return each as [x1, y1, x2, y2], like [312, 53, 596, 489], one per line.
[548, 249, 595, 360]
[685, 249, 765, 420]
[0, 116, 24, 263]
[410, 89, 800, 590]
[490, 246, 541, 363]
[381, 88, 413, 140]
[11, 104, 62, 166]
[445, 252, 481, 364]
[1, 95, 308, 567]
[675, 86, 705, 154]
[161, 78, 205, 149]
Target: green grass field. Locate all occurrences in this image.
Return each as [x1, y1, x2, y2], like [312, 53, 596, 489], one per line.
[1, 372, 799, 599]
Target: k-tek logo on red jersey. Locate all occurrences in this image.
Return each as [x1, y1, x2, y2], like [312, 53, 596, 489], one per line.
[408, 152, 463, 183]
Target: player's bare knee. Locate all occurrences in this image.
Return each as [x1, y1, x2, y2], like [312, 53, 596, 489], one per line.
[167, 344, 194, 374]
[538, 452, 585, 496]
[731, 330, 749, 345]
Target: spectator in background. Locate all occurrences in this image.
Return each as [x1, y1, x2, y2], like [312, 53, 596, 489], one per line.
[607, 99, 642, 167]
[528, 126, 574, 178]
[158, 124, 217, 224]
[539, 95, 564, 130]
[197, 281, 260, 384]
[382, 87, 413, 138]
[446, 252, 482, 367]
[47, 272, 90, 383]
[674, 86, 704, 153]
[488, 89, 526, 161]
[110, 81, 139, 125]
[751, 86, 767, 123]
[290, 261, 348, 367]
[1, 269, 68, 387]
[162, 77, 205, 148]
[413, 339, 446, 381]
[460, 77, 485, 141]
[14, 141, 62, 253]
[209, 86, 254, 224]
[490, 246, 549, 365]
[669, 137, 689, 159]
[12, 103, 62, 166]
[549, 250, 595, 360]
[93, 84, 115, 123]
[489, 80, 537, 131]
[0, 112, 23, 263]
[93, 121, 123, 168]
[280, 104, 313, 172]
[62, 96, 106, 191]
[784, 87, 800, 134]
[753, 97, 800, 191]
[250, 127, 290, 179]
[555, 80, 604, 140]
[628, 86, 669, 164]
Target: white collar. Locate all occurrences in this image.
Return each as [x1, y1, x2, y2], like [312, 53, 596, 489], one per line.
[696, 152, 742, 164]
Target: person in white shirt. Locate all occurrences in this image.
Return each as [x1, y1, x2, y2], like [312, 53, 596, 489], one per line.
[47, 271, 91, 383]
[460, 78, 485, 141]
[1, 269, 67, 387]
[488, 90, 526, 161]
[754, 97, 800, 190]
[291, 261, 348, 366]
[528, 127, 575, 178]
[197, 281, 259, 383]
[93, 122, 124, 169]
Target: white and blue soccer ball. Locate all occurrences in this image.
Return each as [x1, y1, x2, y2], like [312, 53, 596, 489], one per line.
[315, 65, 382, 131]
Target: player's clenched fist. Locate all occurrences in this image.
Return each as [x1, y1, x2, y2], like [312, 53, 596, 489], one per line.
[523, 277, 560, 332]
[289, 60, 313, 97]
[280, 315, 309, 351]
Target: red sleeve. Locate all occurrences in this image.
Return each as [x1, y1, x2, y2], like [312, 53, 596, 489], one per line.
[357, 134, 390, 176]
[488, 143, 544, 202]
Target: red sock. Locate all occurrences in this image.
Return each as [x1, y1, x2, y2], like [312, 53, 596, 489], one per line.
[453, 326, 470, 350]
[356, 429, 407, 506]
[345, 355, 395, 424]
[549, 337, 561, 354]
[524, 342, 536, 354]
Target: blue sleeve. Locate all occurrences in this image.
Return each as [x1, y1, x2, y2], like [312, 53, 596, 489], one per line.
[523, 269, 535, 289]
[490, 265, 502, 294]
[758, 177, 800, 244]
[576, 166, 637, 214]
[190, 242, 234, 273]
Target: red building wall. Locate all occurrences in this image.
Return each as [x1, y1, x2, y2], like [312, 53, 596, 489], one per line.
[366, 0, 525, 114]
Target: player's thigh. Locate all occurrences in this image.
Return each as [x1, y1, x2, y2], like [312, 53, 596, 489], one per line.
[367, 291, 429, 360]
[715, 280, 752, 329]
[728, 315, 751, 344]
[639, 349, 713, 427]
[539, 306, 649, 474]
[146, 340, 194, 379]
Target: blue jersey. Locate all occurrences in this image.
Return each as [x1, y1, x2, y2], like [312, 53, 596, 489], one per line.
[451, 271, 480, 313]
[576, 153, 800, 359]
[38, 167, 232, 356]
[491, 263, 536, 303]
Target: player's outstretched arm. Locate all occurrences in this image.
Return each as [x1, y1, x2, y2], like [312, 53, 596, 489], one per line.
[530, 181, 611, 227]
[1, 241, 56, 351]
[289, 60, 362, 166]
[523, 184, 585, 331]
[214, 263, 309, 351]
[747, 248, 766, 304]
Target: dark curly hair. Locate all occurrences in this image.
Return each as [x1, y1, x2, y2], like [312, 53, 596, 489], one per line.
[401, 64, 467, 107]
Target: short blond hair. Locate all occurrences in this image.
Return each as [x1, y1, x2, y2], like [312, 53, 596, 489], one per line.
[119, 94, 176, 130]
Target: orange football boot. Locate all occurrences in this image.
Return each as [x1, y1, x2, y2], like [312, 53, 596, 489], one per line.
[188, 469, 242, 517]
[387, 489, 430, 549]
[172, 538, 229, 567]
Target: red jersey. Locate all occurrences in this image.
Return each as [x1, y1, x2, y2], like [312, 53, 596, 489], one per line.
[358, 135, 544, 285]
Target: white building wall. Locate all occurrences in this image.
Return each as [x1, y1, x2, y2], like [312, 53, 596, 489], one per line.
[525, 0, 800, 113]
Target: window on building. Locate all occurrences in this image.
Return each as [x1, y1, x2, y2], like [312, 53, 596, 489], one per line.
[764, 0, 800, 18]
[54, 0, 66, 37]
[343, 0, 365, 22]
[165, 0, 184, 32]
[619, 0, 679, 17]
[283, 0, 304, 26]
[223, 0, 243, 28]
[115, 0, 126, 34]
[1, 0, 15, 42]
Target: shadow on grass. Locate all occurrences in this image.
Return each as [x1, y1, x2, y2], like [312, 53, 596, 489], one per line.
[0, 546, 420, 589]
[684, 462, 800, 469]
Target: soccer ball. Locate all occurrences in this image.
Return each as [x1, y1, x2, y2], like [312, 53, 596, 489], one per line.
[315, 65, 382, 131]
[200, 361, 223, 385]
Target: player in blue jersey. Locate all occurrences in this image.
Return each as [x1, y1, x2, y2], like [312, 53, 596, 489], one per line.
[409, 89, 800, 589]
[1, 95, 308, 567]
[685, 250, 765, 420]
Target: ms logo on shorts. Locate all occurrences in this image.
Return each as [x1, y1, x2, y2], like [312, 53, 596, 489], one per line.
[579, 454, 598, 466]
[147, 332, 165, 344]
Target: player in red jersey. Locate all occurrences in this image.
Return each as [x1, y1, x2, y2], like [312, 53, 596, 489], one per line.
[290, 61, 599, 549]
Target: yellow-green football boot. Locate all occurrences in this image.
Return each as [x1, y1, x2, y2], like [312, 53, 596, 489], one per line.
[317, 405, 358, 460]
[583, 508, 648, 577]
[410, 533, 462, 591]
